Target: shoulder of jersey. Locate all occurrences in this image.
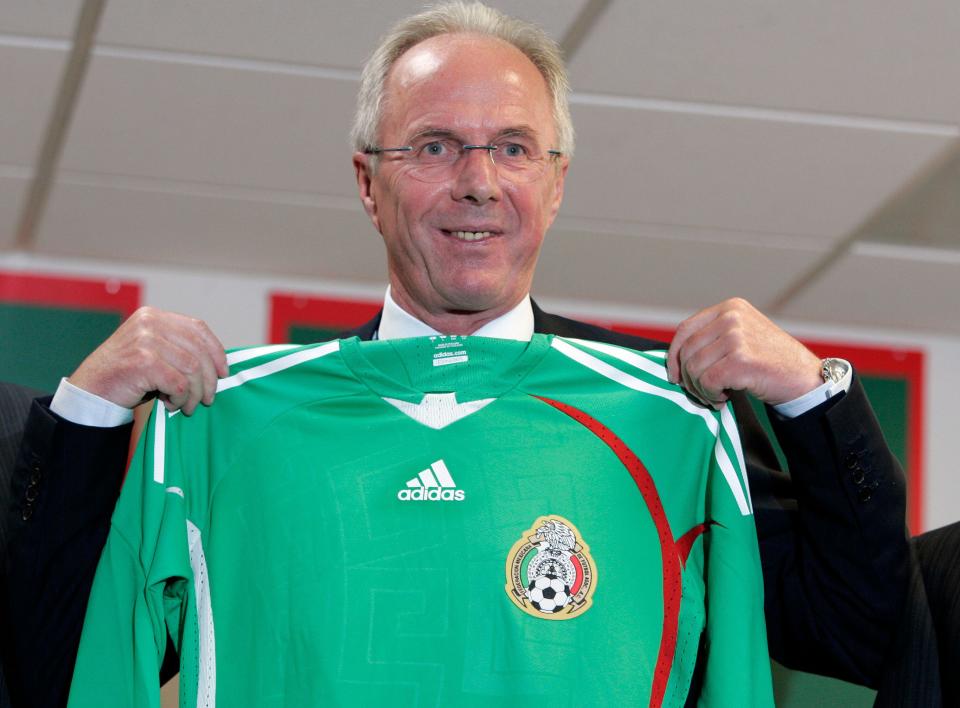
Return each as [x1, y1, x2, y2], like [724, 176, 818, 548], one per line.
[550, 335, 674, 390]
[224, 340, 342, 375]
[213, 340, 350, 399]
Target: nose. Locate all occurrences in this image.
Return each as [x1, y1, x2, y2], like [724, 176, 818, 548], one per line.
[451, 147, 502, 204]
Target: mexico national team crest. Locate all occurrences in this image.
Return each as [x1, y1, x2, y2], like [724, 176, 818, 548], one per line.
[505, 515, 597, 620]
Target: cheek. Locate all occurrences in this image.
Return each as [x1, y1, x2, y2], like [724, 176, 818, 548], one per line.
[512, 185, 554, 233]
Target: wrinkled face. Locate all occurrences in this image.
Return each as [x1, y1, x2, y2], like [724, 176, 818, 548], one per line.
[354, 33, 568, 325]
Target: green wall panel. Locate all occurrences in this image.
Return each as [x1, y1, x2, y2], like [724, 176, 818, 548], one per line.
[0, 303, 123, 393]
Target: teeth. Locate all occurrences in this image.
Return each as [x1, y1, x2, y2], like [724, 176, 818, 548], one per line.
[451, 231, 492, 241]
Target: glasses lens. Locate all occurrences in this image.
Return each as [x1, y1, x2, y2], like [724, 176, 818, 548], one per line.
[375, 141, 559, 183]
[406, 149, 553, 184]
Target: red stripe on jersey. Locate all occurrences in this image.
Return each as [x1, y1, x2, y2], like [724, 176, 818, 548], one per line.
[533, 395, 680, 708]
[676, 522, 714, 568]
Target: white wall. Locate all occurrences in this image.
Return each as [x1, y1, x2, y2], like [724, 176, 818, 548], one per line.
[2, 251, 957, 532]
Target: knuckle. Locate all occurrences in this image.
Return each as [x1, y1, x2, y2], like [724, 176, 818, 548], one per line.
[700, 369, 721, 393]
[134, 346, 156, 368]
[135, 326, 155, 346]
[181, 354, 200, 376]
[723, 327, 746, 350]
[719, 309, 741, 328]
[136, 307, 156, 325]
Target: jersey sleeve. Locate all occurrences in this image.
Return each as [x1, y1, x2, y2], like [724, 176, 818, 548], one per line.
[698, 404, 775, 707]
[67, 402, 192, 708]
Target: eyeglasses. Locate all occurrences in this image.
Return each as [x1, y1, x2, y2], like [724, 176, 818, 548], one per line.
[364, 137, 562, 184]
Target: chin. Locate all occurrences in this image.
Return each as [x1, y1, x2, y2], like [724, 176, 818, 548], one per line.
[445, 289, 516, 315]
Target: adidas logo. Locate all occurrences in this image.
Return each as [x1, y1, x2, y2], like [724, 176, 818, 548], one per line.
[397, 459, 465, 501]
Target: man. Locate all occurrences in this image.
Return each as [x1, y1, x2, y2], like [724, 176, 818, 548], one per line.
[874, 521, 960, 707]
[6, 2, 908, 706]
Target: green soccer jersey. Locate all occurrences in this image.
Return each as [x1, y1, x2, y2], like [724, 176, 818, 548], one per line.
[68, 334, 773, 708]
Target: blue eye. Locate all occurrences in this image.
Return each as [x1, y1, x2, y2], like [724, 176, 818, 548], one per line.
[423, 141, 446, 156]
[501, 143, 525, 158]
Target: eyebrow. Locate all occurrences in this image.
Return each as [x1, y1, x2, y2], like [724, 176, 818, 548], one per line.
[405, 125, 541, 144]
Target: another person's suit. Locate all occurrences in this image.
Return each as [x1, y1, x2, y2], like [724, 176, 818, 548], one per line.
[4, 384, 133, 708]
[1, 382, 45, 708]
[6, 305, 910, 707]
[875, 520, 960, 707]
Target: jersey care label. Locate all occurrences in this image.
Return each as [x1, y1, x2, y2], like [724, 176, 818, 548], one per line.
[429, 335, 469, 367]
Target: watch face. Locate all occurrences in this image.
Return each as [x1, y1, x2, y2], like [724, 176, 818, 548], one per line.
[821, 358, 849, 384]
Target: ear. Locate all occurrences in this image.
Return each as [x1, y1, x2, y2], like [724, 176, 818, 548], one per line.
[353, 152, 381, 232]
[545, 157, 569, 228]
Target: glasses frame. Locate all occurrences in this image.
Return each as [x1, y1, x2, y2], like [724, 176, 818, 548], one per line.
[363, 142, 563, 183]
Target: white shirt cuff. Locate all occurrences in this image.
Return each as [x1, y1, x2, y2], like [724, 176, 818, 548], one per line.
[50, 377, 134, 427]
[772, 359, 853, 418]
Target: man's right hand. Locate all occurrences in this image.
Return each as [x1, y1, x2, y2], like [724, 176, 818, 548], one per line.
[68, 306, 228, 415]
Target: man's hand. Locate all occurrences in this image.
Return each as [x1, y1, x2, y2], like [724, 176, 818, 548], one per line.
[68, 306, 228, 416]
[666, 298, 822, 410]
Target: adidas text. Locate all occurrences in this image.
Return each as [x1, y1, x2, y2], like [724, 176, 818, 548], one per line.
[397, 488, 465, 501]
[397, 459, 465, 502]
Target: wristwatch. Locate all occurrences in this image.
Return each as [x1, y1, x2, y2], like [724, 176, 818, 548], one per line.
[820, 357, 850, 385]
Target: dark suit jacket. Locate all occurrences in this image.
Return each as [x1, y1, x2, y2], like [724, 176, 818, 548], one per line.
[874, 521, 960, 707]
[1, 382, 46, 708]
[4, 390, 133, 708]
[5, 305, 912, 707]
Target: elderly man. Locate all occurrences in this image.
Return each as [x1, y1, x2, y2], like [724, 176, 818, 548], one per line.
[7, 2, 907, 706]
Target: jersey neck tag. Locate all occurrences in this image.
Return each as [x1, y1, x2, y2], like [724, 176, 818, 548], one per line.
[429, 335, 469, 367]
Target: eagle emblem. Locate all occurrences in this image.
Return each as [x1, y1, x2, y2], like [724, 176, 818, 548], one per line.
[505, 515, 597, 620]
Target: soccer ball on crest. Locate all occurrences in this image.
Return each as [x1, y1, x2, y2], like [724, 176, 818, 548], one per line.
[526, 574, 571, 614]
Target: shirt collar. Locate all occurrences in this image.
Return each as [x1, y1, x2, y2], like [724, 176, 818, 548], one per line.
[377, 286, 534, 341]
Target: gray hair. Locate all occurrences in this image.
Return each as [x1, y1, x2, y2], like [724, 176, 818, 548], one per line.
[351, 1, 574, 159]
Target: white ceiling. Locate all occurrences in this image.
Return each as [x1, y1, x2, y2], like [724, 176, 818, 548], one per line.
[2, 0, 959, 334]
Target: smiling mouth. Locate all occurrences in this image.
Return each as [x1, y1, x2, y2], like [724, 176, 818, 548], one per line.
[443, 230, 496, 242]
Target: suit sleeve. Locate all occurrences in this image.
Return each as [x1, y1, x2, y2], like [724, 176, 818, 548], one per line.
[737, 374, 909, 686]
[697, 406, 774, 707]
[66, 402, 188, 708]
[4, 399, 132, 708]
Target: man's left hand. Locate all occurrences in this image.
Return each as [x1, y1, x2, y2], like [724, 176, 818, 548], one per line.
[666, 297, 822, 410]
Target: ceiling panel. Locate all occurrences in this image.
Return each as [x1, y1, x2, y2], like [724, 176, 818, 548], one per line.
[0, 43, 69, 165]
[37, 180, 388, 282]
[535, 224, 824, 311]
[859, 146, 960, 251]
[0, 175, 30, 247]
[0, 1, 82, 38]
[61, 55, 360, 195]
[95, 0, 585, 68]
[570, 0, 960, 123]
[779, 244, 960, 334]
[11, 0, 960, 340]
[562, 102, 952, 241]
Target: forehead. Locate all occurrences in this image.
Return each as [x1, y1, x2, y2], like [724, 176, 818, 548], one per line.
[381, 33, 554, 141]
